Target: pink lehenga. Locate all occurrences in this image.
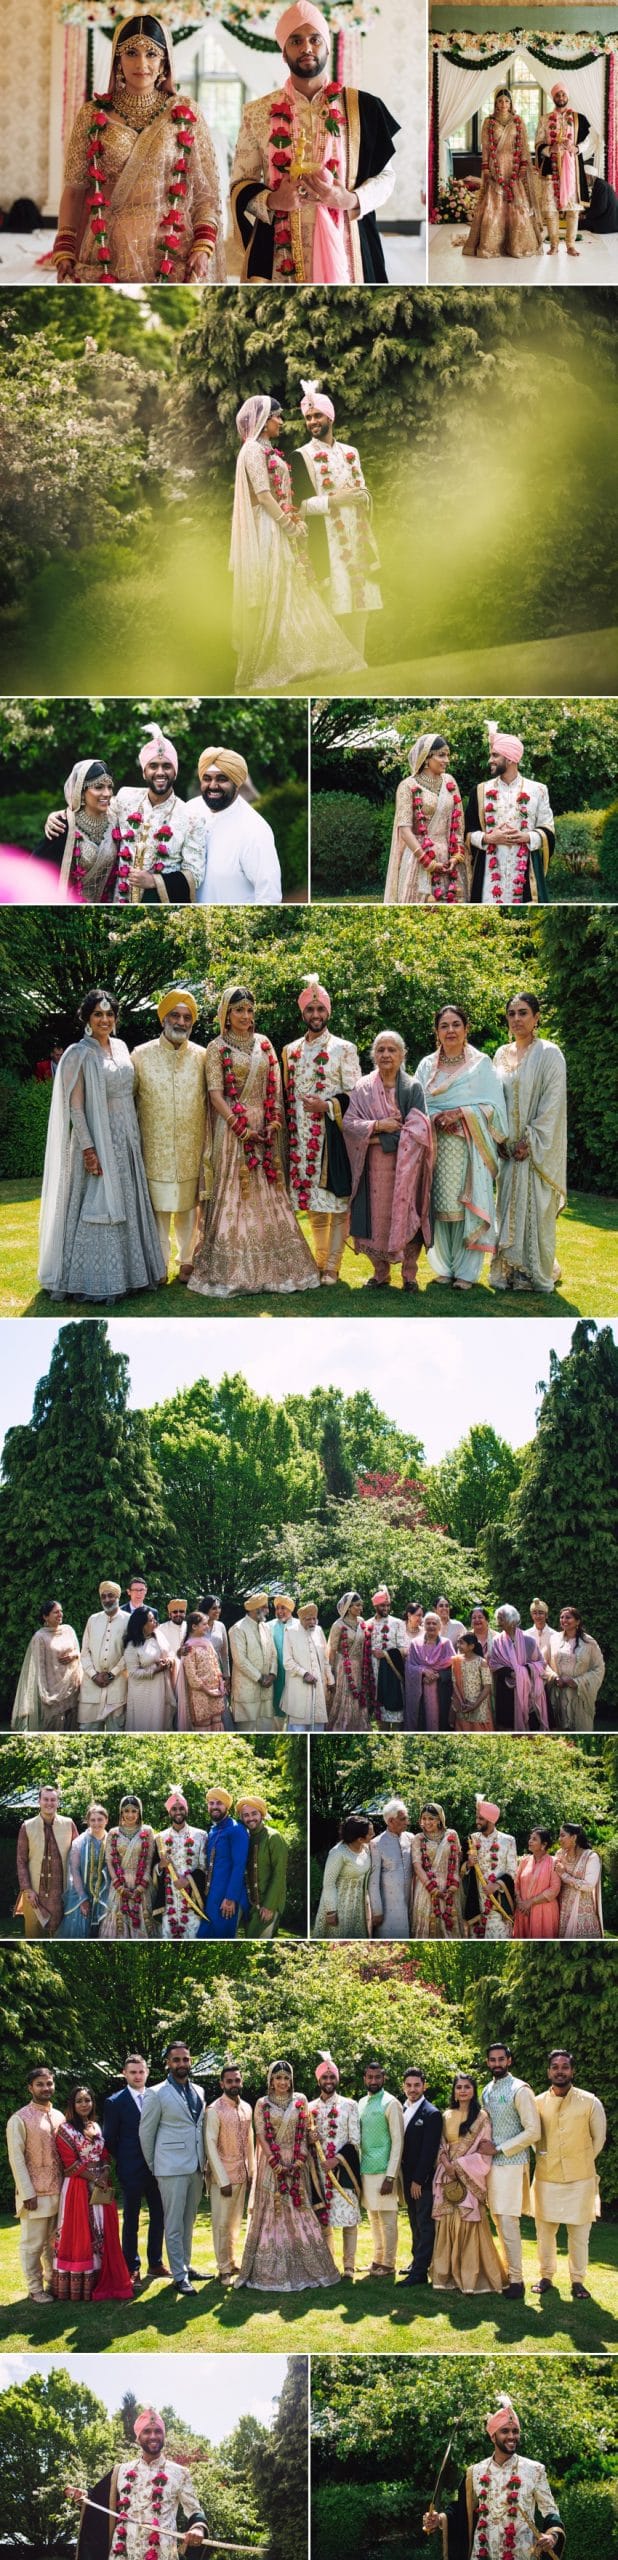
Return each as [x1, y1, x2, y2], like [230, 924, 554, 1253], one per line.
[431, 2106, 506, 2292]
[238, 2082, 339, 2291]
[188, 1031, 319, 1299]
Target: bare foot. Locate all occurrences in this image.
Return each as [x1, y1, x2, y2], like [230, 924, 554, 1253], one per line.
[567, 247, 580, 257]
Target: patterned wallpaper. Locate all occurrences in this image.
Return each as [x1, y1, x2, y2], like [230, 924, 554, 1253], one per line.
[0, 0, 53, 210]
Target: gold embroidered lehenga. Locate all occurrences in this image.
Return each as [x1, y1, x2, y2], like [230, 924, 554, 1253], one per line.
[60, 91, 225, 282]
[463, 112, 543, 260]
[187, 1031, 320, 1299]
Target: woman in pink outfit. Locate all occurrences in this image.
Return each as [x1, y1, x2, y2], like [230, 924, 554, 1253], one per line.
[513, 1826, 561, 1938]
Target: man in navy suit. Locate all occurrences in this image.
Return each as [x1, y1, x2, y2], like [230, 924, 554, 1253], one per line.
[102, 2053, 166, 2283]
[398, 2065, 442, 2287]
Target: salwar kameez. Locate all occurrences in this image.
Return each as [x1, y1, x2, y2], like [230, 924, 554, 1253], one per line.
[491, 1039, 567, 1294]
[314, 1843, 371, 1939]
[415, 1045, 508, 1287]
[547, 1635, 605, 1731]
[513, 1851, 561, 1939]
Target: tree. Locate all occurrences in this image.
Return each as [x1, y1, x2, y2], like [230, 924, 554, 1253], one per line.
[484, 1323, 618, 1691]
[0, 1323, 169, 1722]
[0, 2370, 114, 2545]
[283, 1386, 423, 1484]
[276, 1498, 481, 1626]
[311, 696, 618, 819]
[249, 2362, 309, 2560]
[423, 1425, 523, 1546]
[147, 1374, 322, 1599]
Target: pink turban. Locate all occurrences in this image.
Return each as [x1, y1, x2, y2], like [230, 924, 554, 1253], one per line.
[488, 723, 524, 765]
[139, 723, 178, 777]
[300, 377, 336, 423]
[134, 2411, 166, 2443]
[372, 1586, 390, 1606]
[277, 2, 330, 50]
[476, 1796, 500, 1826]
[165, 1790, 188, 1815]
[551, 82, 569, 100]
[486, 2397, 520, 2442]
[298, 975, 331, 1017]
[315, 2051, 339, 2084]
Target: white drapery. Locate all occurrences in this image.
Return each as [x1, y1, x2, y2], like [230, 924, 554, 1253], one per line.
[437, 43, 605, 181]
[92, 19, 276, 99]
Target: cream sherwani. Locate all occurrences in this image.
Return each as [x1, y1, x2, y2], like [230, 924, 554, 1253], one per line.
[229, 1615, 278, 1731]
[532, 2084, 607, 2283]
[6, 2100, 63, 2295]
[132, 1033, 208, 1270]
[111, 788, 206, 901]
[206, 2094, 255, 2276]
[283, 1027, 361, 1278]
[282, 1619, 332, 1730]
[469, 2453, 562, 2560]
[112, 2455, 203, 2560]
[78, 1606, 129, 1730]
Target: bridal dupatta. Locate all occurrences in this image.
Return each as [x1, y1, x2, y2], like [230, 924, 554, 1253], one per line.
[38, 1036, 128, 1295]
[344, 1067, 433, 1257]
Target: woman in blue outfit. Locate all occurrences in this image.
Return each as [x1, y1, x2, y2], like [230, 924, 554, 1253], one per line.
[59, 1803, 110, 1937]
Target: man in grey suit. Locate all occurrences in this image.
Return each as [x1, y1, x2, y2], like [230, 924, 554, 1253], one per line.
[139, 2039, 205, 2295]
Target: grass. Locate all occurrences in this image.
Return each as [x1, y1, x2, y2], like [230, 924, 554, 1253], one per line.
[1, 2210, 616, 2355]
[0, 1185, 616, 1319]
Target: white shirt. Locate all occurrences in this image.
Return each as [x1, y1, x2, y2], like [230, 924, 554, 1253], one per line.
[188, 792, 282, 906]
[403, 2097, 424, 2127]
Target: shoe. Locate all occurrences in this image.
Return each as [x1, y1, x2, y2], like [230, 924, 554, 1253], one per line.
[398, 2273, 428, 2287]
[175, 2279, 195, 2295]
[28, 2290, 47, 2305]
[401, 1280, 419, 1293]
[532, 2279, 554, 2295]
[147, 2263, 167, 2277]
[187, 2265, 204, 2280]
[571, 2283, 592, 2299]
[503, 2283, 525, 2300]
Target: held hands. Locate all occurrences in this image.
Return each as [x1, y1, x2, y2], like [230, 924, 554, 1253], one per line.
[423, 2511, 446, 2539]
[83, 1148, 103, 1177]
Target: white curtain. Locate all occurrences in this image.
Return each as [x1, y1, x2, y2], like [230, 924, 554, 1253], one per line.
[92, 20, 277, 100]
[438, 53, 511, 180]
[438, 43, 605, 181]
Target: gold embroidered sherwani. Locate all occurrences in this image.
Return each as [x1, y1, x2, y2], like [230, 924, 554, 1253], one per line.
[230, 86, 396, 283]
[132, 1034, 208, 1269]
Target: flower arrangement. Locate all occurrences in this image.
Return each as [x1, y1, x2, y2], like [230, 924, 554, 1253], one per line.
[430, 177, 475, 224]
[69, 831, 117, 902]
[267, 84, 345, 276]
[60, 2, 380, 27]
[113, 2464, 168, 2560]
[286, 1044, 330, 1209]
[111, 810, 175, 900]
[487, 113, 525, 201]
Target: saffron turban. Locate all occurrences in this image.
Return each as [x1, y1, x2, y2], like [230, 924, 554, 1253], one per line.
[139, 722, 178, 776]
[488, 722, 524, 764]
[167, 1598, 187, 1609]
[277, 3, 330, 50]
[157, 988, 198, 1025]
[99, 1580, 121, 1598]
[245, 1590, 268, 1610]
[315, 2051, 339, 2083]
[134, 2410, 166, 2443]
[237, 1794, 269, 1816]
[298, 974, 331, 1016]
[198, 746, 249, 791]
[275, 1594, 296, 1612]
[165, 1790, 188, 1814]
[476, 1795, 500, 1825]
[300, 377, 336, 423]
[207, 1787, 233, 1809]
[486, 2398, 520, 2442]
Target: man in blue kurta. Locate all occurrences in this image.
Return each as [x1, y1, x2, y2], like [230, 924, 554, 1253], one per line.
[271, 1593, 298, 1718]
[197, 1787, 250, 1939]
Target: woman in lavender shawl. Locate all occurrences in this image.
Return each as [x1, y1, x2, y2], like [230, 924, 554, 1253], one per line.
[405, 1610, 455, 1731]
[343, 1030, 433, 1291]
[489, 1604, 549, 1731]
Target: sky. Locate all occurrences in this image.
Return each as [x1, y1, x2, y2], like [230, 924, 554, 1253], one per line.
[0, 2352, 287, 2435]
[1, 1316, 614, 1466]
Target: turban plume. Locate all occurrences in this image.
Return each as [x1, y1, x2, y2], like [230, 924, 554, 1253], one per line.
[315, 2050, 339, 2084]
[300, 377, 335, 424]
[298, 973, 331, 1017]
[139, 722, 178, 777]
[165, 1790, 188, 1815]
[486, 2397, 520, 2442]
[198, 746, 248, 791]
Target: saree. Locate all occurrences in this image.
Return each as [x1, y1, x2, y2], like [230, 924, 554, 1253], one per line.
[11, 1625, 82, 1731]
[54, 2123, 132, 2300]
[490, 1628, 548, 1732]
[64, 96, 225, 282]
[415, 1046, 508, 1266]
[176, 1637, 225, 1730]
[405, 1637, 454, 1731]
[344, 1067, 433, 1263]
[431, 2107, 506, 2293]
[492, 1039, 567, 1292]
[238, 2092, 339, 2291]
[188, 1034, 319, 1298]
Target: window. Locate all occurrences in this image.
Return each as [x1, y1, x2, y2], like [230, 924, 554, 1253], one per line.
[189, 28, 245, 153]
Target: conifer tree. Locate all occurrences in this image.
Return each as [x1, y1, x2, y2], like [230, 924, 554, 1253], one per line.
[483, 1321, 617, 1688]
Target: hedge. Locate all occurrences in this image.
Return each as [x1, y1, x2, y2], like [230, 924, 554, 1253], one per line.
[600, 800, 618, 895]
[312, 2480, 618, 2560]
[0, 1070, 51, 1180]
[258, 780, 308, 895]
[311, 792, 383, 898]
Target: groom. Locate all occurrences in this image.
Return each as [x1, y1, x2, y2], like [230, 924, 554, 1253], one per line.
[291, 382, 382, 659]
[230, 0, 399, 284]
[465, 726, 555, 904]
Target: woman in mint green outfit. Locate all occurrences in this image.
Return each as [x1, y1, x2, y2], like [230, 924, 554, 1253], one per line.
[415, 1004, 508, 1288]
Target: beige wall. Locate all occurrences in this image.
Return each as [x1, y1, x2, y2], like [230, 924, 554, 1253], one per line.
[0, 0, 53, 211]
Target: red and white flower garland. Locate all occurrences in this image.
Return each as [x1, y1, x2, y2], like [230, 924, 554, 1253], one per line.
[268, 83, 345, 276]
[221, 1035, 281, 1189]
[339, 1621, 373, 1721]
[286, 1044, 330, 1209]
[109, 1827, 151, 1932]
[84, 97, 215, 281]
[262, 2096, 307, 2207]
[311, 443, 375, 610]
[547, 110, 577, 208]
[69, 831, 117, 903]
[419, 1831, 460, 1934]
[487, 113, 525, 202]
[473, 1834, 500, 1931]
[484, 786, 530, 904]
[476, 2464, 522, 2560]
[164, 1830, 196, 1939]
[411, 779, 463, 903]
[111, 809, 174, 901]
[113, 2464, 168, 2560]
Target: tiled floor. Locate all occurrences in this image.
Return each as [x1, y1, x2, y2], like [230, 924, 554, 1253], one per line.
[0, 227, 426, 286]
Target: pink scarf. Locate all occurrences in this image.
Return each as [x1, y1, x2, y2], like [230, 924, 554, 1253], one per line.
[270, 78, 350, 283]
[344, 1070, 433, 1258]
[490, 1629, 548, 1731]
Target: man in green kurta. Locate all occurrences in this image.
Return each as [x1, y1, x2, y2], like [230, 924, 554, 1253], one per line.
[358, 2058, 404, 2275]
[237, 1791, 289, 1937]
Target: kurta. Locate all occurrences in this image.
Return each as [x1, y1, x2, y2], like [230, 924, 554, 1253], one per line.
[415, 1045, 508, 1282]
[410, 1829, 463, 1936]
[7, 2099, 63, 2215]
[158, 1823, 208, 1939]
[230, 82, 398, 283]
[383, 771, 468, 905]
[199, 1814, 250, 1939]
[293, 440, 382, 618]
[547, 1633, 605, 1731]
[12, 1624, 82, 1731]
[63, 94, 224, 285]
[491, 1039, 567, 1293]
[239, 2093, 338, 2290]
[282, 1618, 332, 1729]
[368, 1611, 408, 1728]
[314, 1842, 371, 1938]
[16, 1813, 78, 1936]
[404, 1636, 454, 1732]
[344, 1067, 432, 1270]
[431, 2107, 505, 2293]
[132, 1036, 208, 1213]
[79, 1608, 129, 1730]
[283, 1028, 361, 1214]
[310, 2094, 362, 2229]
[482, 2072, 541, 2220]
[466, 775, 554, 904]
[327, 1615, 370, 1730]
[110, 788, 205, 903]
[187, 794, 282, 907]
[532, 2084, 606, 2226]
[369, 1828, 412, 1937]
[450, 1654, 494, 1730]
[242, 1824, 289, 1936]
[358, 2087, 404, 2209]
[229, 1614, 278, 1731]
[513, 1851, 561, 1938]
[188, 1033, 319, 1297]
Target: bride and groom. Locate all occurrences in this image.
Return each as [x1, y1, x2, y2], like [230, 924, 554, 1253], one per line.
[231, 379, 382, 692]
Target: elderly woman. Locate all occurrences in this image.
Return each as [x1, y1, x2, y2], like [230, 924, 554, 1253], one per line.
[344, 1030, 433, 1292]
[556, 1823, 604, 1937]
[12, 1600, 82, 1731]
[489, 1605, 548, 1731]
[491, 994, 567, 1295]
[410, 1803, 463, 1938]
[547, 1608, 605, 1731]
[231, 397, 361, 694]
[314, 1815, 372, 1939]
[38, 985, 166, 1303]
[415, 1004, 508, 1288]
[238, 2061, 338, 2292]
[32, 762, 117, 902]
[404, 1612, 454, 1731]
[327, 1594, 371, 1730]
[188, 983, 319, 1299]
[51, 12, 224, 283]
[450, 1632, 494, 1731]
[383, 734, 468, 905]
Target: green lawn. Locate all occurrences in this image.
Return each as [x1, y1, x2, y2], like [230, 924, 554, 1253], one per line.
[0, 2211, 616, 2355]
[1, 1185, 616, 1319]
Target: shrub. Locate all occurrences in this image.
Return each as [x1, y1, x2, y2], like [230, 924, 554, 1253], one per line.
[311, 792, 383, 897]
[0, 1071, 51, 1179]
[600, 799, 618, 895]
[257, 780, 308, 898]
[561, 2484, 618, 2560]
[553, 810, 603, 874]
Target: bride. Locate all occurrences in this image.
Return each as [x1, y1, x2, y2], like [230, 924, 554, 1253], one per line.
[383, 734, 468, 905]
[52, 12, 224, 283]
[231, 396, 364, 692]
[463, 88, 543, 261]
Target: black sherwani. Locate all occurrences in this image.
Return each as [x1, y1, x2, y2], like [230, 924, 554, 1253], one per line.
[232, 91, 399, 283]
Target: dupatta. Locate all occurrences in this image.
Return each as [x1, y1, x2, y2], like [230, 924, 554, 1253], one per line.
[344, 1067, 433, 1254]
[38, 1036, 129, 1294]
[416, 1046, 508, 1253]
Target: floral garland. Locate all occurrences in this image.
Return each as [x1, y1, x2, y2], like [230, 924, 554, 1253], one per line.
[111, 810, 174, 902]
[286, 1044, 330, 1209]
[268, 85, 344, 277]
[262, 2097, 307, 2207]
[265, 445, 306, 546]
[474, 1834, 500, 1928]
[339, 1621, 373, 1721]
[70, 831, 117, 903]
[546, 109, 577, 208]
[113, 2464, 168, 2560]
[83, 97, 213, 282]
[419, 1832, 460, 1934]
[59, 3, 379, 28]
[484, 785, 531, 903]
[411, 780, 463, 904]
[318, 2096, 341, 2216]
[221, 1035, 281, 1189]
[109, 1828, 151, 1932]
[311, 442, 376, 610]
[164, 1829, 195, 1939]
[487, 113, 525, 201]
[476, 2465, 522, 2560]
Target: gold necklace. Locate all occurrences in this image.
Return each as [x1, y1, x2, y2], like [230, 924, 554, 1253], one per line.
[113, 86, 169, 130]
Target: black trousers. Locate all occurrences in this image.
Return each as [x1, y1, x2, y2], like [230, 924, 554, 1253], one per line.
[120, 2167, 165, 2271]
[403, 2180, 435, 2279]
